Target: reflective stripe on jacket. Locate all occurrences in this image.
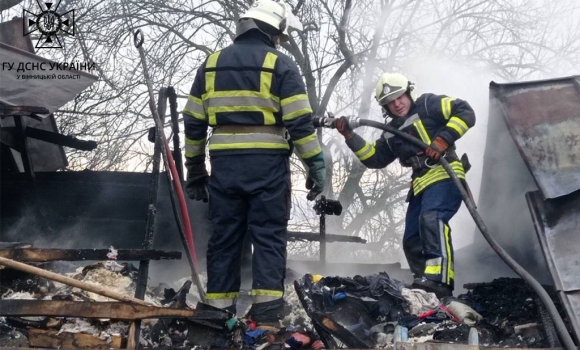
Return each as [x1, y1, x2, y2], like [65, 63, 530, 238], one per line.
[346, 93, 475, 195]
[183, 34, 321, 161]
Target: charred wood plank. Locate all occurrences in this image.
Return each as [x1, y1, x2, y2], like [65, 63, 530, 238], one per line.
[127, 87, 168, 350]
[167, 87, 184, 181]
[0, 248, 181, 262]
[288, 231, 366, 243]
[0, 242, 31, 249]
[25, 127, 98, 151]
[28, 328, 124, 349]
[294, 280, 368, 349]
[0, 127, 21, 151]
[0, 105, 49, 119]
[0, 300, 227, 321]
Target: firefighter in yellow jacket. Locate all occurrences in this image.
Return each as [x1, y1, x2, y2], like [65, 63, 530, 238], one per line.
[335, 73, 475, 298]
[182, 0, 325, 324]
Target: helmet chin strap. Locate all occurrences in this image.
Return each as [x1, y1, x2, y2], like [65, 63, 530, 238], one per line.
[381, 106, 391, 119]
[269, 34, 281, 48]
[273, 18, 285, 46]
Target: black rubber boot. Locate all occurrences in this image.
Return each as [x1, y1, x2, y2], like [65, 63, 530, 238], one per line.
[196, 302, 236, 317]
[403, 235, 426, 278]
[245, 298, 285, 328]
[412, 277, 453, 299]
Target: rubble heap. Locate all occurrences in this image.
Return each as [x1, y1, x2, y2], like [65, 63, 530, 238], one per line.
[294, 273, 568, 349]
[0, 261, 572, 349]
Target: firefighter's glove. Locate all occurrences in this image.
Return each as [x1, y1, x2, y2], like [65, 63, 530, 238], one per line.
[334, 117, 354, 140]
[425, 136, 449, 161]
[185, 157, 209, 202]
[186, 178, 208, 202]
[304, 153, 326, 201]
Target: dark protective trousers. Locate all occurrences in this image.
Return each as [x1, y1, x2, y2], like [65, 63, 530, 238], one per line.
[206, 153, 291, 295]
[403, 179, 462, 288]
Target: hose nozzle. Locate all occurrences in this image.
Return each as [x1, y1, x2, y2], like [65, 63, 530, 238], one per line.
[312, 115, 361, 129]
[312, 116, 337, 128]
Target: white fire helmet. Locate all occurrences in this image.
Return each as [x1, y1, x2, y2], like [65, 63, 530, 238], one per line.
[374, 72, 417, 106]
[240, 0, 303, 42]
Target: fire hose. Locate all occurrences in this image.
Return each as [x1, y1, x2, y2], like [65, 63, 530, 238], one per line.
[132, 30, 205, 302]
[312, 116, 576, 350]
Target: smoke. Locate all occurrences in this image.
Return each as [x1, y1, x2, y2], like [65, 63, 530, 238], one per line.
[397, 55, 561, 291]
[455, 82, 554, 290]
[400, 55, 493, 251]
[316, 50, 561, 290]
[0, 204, 110, 249]
[149, 188, 213, 288]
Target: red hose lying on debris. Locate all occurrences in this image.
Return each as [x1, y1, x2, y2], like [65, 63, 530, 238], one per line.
[162, 134, 197, 265]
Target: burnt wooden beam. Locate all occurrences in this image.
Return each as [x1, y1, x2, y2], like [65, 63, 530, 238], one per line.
[0, 300, 227, 321]
[25, 127, 98, 151]
[0, 105, 49, 119]
[0, 248, 181, 262]
[0, 126, 21, 151]
[28, 328, 124, 349]
[127, 87, 169, 349]
[168, 87, 184, 181]
[288, 231, 367, 243]
[13, 115, 34, 177]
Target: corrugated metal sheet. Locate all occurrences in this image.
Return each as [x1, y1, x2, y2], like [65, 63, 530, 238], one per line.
[488, 76, 580, 343]
[527, 190, 580, 343]
[489, 76, 580, 199]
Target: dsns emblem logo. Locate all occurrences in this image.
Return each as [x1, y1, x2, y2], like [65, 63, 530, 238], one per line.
[24, 0, 75, 49]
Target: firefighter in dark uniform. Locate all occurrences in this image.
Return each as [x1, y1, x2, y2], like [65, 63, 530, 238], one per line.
[334, 72, 475, 298]
[183, 0, 326, 324]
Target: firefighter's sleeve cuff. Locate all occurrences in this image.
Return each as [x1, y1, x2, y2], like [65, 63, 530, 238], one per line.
[437, 129, 457, 146]
[345, 133, 367, 152]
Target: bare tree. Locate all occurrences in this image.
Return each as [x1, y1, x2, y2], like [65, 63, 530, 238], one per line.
[6, 0, 579, 261]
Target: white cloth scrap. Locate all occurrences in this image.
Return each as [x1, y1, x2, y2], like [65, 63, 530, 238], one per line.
[401, 288, 440, 315]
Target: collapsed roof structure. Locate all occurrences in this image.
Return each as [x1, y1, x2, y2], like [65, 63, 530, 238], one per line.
[477, 76, 580, 344]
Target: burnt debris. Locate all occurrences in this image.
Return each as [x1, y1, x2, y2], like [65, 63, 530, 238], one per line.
[0, 260, 573, 349]
[294, 273, 570, 349]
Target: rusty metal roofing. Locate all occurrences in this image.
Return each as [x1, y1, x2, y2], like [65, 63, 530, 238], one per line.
[489, 76, 580, 199]
[527, 190, 580, 343]
[487, 76, 580, 344]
